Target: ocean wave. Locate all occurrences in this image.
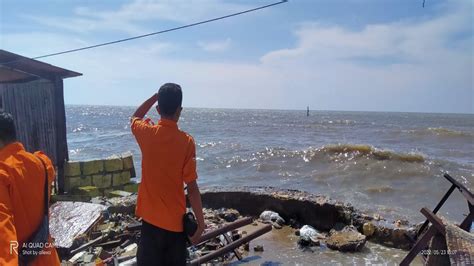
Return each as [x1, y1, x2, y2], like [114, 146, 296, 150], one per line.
[256, 144, 426, 163]
[213, 144, 427, 170]
[404, 127, 473, 138]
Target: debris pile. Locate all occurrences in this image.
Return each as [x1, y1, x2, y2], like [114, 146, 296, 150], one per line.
[48, 186, 419, 265]
[51, 197, 264, 265]
[258, 210, 368, 252]
[51, 201, 142, 265]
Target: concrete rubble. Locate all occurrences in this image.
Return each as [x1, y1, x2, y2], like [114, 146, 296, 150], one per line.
[52, 196, 253, 265]
[326, 225, 367, 252]
[49, 186, 418, 265]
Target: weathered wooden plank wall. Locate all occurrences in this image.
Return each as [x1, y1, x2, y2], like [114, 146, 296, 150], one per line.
[53, 77, 68, 193]
[0, 79, 58, 164]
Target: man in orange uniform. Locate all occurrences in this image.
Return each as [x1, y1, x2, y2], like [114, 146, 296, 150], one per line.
[131, 83, 205, 265]
[0, 112, 60, 266]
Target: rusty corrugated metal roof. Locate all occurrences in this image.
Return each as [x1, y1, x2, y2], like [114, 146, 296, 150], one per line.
[0, 49, 82, 83]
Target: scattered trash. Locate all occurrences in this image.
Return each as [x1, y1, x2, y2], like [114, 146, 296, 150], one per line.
[259, 210, 285, 228]
[296, 225, 323, 246]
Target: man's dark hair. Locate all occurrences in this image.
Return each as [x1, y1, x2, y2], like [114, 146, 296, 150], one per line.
[158, 83, 183, 116]
[0, 112, 16, 143]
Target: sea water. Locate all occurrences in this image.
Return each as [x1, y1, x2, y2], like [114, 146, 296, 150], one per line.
[66, 105, 473, 264]
[67, 106, 473, 222]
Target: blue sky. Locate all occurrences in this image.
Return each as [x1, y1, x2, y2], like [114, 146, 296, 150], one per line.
[1, 0, 472, 113]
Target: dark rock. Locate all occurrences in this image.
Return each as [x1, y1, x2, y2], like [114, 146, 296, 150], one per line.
[297, 238, 320, 247]
[253, 245, 264, 252]
[217, 208, 240, 222]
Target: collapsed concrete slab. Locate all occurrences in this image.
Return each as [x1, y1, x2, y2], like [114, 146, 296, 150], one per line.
[66, 186, 416, 250]
[326, 226, 367, 252]
[200, 186, 417, 250]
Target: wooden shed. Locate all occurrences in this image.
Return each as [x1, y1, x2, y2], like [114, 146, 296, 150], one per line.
[0, 49, 82, 193]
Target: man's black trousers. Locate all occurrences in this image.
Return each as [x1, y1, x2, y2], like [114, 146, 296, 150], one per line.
[137, 220, 187, 265]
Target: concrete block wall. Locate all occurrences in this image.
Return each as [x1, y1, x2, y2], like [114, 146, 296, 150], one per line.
[64, 154, 137, 195]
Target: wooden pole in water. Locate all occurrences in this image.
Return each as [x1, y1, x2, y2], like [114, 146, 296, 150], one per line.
[307, 106, 309, 117]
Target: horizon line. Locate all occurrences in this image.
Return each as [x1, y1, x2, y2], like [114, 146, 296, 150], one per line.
[64, 103, 474, 116]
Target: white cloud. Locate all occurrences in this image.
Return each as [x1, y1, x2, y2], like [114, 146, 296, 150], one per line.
[22, 14, 147, 35]
[258, 2, 472, 112]
[197, 38, 232, 52]
[22, 0, 250, 35]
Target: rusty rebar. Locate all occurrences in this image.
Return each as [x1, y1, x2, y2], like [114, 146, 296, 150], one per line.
[196, 217, 252, 244]
[190, 224, 272, 265]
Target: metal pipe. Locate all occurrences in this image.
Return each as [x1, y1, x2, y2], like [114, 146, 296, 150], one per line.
[190, 224, 272, 265]
[197, 217, 252, 244]
[70, 235, 106, 255]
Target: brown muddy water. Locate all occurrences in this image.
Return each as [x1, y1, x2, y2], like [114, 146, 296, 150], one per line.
[226, 225, 422, 266]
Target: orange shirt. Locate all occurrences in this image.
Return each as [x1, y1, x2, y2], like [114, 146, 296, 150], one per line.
[0, 142, 60, 266]
[131, 118, 198, 232]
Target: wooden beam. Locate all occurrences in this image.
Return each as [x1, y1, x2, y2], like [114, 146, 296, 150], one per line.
[0, 50, 82, 81]
[0, 76, 40, 84]
[54, 77, 68, 194]
[459, 211, 473, 231]
[420, 208, 446, 235]
[400, 225, 437, 266]
[444, 173, 474, 206]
